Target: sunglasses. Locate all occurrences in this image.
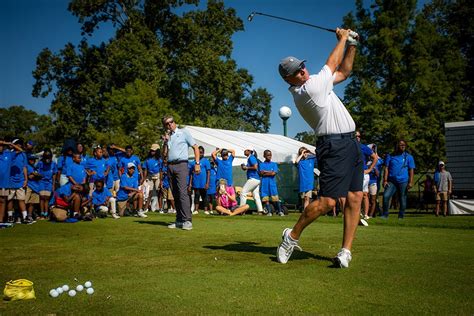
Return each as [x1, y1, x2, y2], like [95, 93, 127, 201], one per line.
[165, 120, 174, 126]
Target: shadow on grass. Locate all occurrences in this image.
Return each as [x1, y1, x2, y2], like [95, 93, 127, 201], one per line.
[203, 241, 333, 264]
[135, 220, 170, 227]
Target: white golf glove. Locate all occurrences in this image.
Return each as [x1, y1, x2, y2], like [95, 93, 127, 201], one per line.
[347, 30, 359, 46]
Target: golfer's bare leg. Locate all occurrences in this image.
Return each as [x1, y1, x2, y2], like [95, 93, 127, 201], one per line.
[342, 191, 363, 250]
[215, 206, 233, 216]
[230, 204, 249, 216]
[290, 197, 336, 240]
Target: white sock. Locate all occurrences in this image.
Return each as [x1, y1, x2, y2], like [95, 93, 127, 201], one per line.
[22, 211, 27, 219]
[8, 211, 13, 216]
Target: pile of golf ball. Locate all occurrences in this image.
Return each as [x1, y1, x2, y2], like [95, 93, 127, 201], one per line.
[49, 281, 94, 298]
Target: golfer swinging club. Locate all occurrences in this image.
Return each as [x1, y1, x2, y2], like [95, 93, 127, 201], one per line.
[277, 28, 363, 268]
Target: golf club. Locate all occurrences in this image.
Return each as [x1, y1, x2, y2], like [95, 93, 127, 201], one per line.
[247, 11, 359, 39]
[247, 12, 336, 33]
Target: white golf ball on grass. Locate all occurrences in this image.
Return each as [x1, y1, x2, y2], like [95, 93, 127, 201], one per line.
[76, 284, 84, 292]
[56, 287, 64, 294]
[86, 287, 94, 295]
[49, 289, 59, 298]
[68, 289, 77, 297]
[62, 285, 69, 292]
[84, 281, 92, 288]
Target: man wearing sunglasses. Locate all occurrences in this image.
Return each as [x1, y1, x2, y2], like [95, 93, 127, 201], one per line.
[161, 115, 200, 230]
[277, 28, 363, 268]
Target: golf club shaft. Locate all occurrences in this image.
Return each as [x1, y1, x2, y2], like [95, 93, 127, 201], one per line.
[252, 12, 336, 33]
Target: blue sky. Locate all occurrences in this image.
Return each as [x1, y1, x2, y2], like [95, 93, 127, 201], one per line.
[0, 0, 361, 137]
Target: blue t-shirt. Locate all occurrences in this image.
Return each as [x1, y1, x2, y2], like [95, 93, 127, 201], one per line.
[117, 173, 138, 201]
[297, 155, 316, 193]
[360, 144, 374, 170]
[119, 155, 141, 177]
[161, 165, 170, 189]
[27, 164, 41, 193]
[66, 162, 87, 185]
[190, 158, 211, 189]
[246, 155, 260, 180]
[107, 156, 120, 181]
[37, 160, 57, 192]
[207, 166, 217, 195]
[92, 188, 112, 206]
[168, 128, 195, 162]
[0, 150, 13, 189]
[260, 161, 279, 198]
[215, 155, 234, 186]
[369, 158, 384, 185]
[9, 151, 27, 189]
[57, 155, 73, 173]
[385, 152, 415, 184]
[86, 157, 108, 182]
[144, 157, 162, 175]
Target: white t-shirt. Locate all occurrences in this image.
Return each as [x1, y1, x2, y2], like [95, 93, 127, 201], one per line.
[289, 65, 356, 136]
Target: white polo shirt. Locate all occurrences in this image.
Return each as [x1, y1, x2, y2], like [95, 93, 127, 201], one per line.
[289, 65, 355, 136]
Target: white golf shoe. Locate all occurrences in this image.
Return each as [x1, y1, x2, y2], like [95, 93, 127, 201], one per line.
[276, 228, 302, 264]
[334, 248, 352, 268]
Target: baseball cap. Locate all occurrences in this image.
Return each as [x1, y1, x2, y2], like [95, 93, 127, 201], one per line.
[279, 56, 306, 78]
[127, 162, 136, 169]
[150, 144, 160, 151]
[438, 161, 445, 166]
[27, 154, 38, 160]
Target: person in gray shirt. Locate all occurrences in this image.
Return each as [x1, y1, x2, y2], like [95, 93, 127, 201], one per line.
[434, 161, 453, 217]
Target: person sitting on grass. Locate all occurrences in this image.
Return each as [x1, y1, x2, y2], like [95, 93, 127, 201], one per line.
[215, 179, 249, 216]
[116, 163, 146, 218]
[259, 150, 284, 216]
[52, 183, 88, 220]
[91, 179, 119, 219]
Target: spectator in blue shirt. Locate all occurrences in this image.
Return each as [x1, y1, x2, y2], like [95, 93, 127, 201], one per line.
[37, 148, 57, 219]
[0, 140, 14, 223]
[367, 144, 383, 218]
[7, 138, 28, 223]
[91, 179, 119, 219]
[212, 148, 235, 186]
[85, 146, 109, 196]
[57, 146, 74, 186]
[259, 150, 283, 216]
[116, 162, 146, 218]
[206, 161, 218, 214]
[239, 149, 263, 214]
[76, 142, 88, 166]
[382, 140, 416, 219]
[295, 147, 317, 210]
[160, 160, 176, 213]
[67, 153, 88, 186]
[25, 154, 41, 223]
[113, 144, 143, 184]
[105, 145, 121, 195]
[189, 146, 211, 215]
[143, 144, 163, 212]
[355, 132, 378, 219]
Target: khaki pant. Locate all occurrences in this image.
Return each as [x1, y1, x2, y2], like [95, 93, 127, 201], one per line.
[25, 187, 40, 204]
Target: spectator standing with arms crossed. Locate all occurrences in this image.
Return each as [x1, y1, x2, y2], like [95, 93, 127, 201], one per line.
[276, 28, 363, 268]
[161, 116, 200, 230]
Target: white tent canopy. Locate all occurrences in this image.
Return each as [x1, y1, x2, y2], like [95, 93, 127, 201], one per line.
[183, 125, 315, 166]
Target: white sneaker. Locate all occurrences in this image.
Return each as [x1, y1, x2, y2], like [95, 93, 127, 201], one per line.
[137, 211, 148, 218]
[112, 213, 120, 219]
[159, 210, 165, 214]
[278, 212, 285, 217]
[363, 215, 370, 220]
[334, 248, 352, 268]
[182, 221, 193, 230]
[276, 228, 302, 264]
[204, 211, 210, 215]
[359, 218, 369, 226]
[168, 222, 183, 229]
[192, 210, 199, 215]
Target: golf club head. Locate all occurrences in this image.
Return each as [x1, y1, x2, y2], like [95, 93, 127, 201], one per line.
[247, 12, 255, 22]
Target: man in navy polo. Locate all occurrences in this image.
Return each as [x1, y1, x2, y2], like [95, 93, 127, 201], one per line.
[382, 140, 415, 219]
[162, 115, 200, 230]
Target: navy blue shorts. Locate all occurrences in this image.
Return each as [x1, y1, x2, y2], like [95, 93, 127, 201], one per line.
[316, 138, 363, 198]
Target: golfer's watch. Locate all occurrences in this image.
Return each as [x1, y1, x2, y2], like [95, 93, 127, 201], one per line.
[196, 162, 200, 165]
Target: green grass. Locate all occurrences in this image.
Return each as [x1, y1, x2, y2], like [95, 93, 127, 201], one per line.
[1, 212, 473, 315]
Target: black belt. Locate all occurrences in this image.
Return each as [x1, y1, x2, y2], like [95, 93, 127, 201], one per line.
[168, 159, 188, 165]
[317, 132, 355, 145]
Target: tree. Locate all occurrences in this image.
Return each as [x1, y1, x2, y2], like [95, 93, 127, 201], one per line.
[32, 0, 272, 151]
[294, 131, 317, 146]
[342, 0, 469, 169]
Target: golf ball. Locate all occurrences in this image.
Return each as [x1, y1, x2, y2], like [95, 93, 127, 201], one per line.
[68, 289, 77, 297]
[56, 287, 64, 294]
[84, 281, 92, 288]
[62, 285, 69, 291]
[49, 289, 59, 298]
[76, 285, 84, 292]
[86, 287, 94, 295]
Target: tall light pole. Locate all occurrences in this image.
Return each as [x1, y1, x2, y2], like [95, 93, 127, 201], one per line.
[279, 106, 292, 137]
